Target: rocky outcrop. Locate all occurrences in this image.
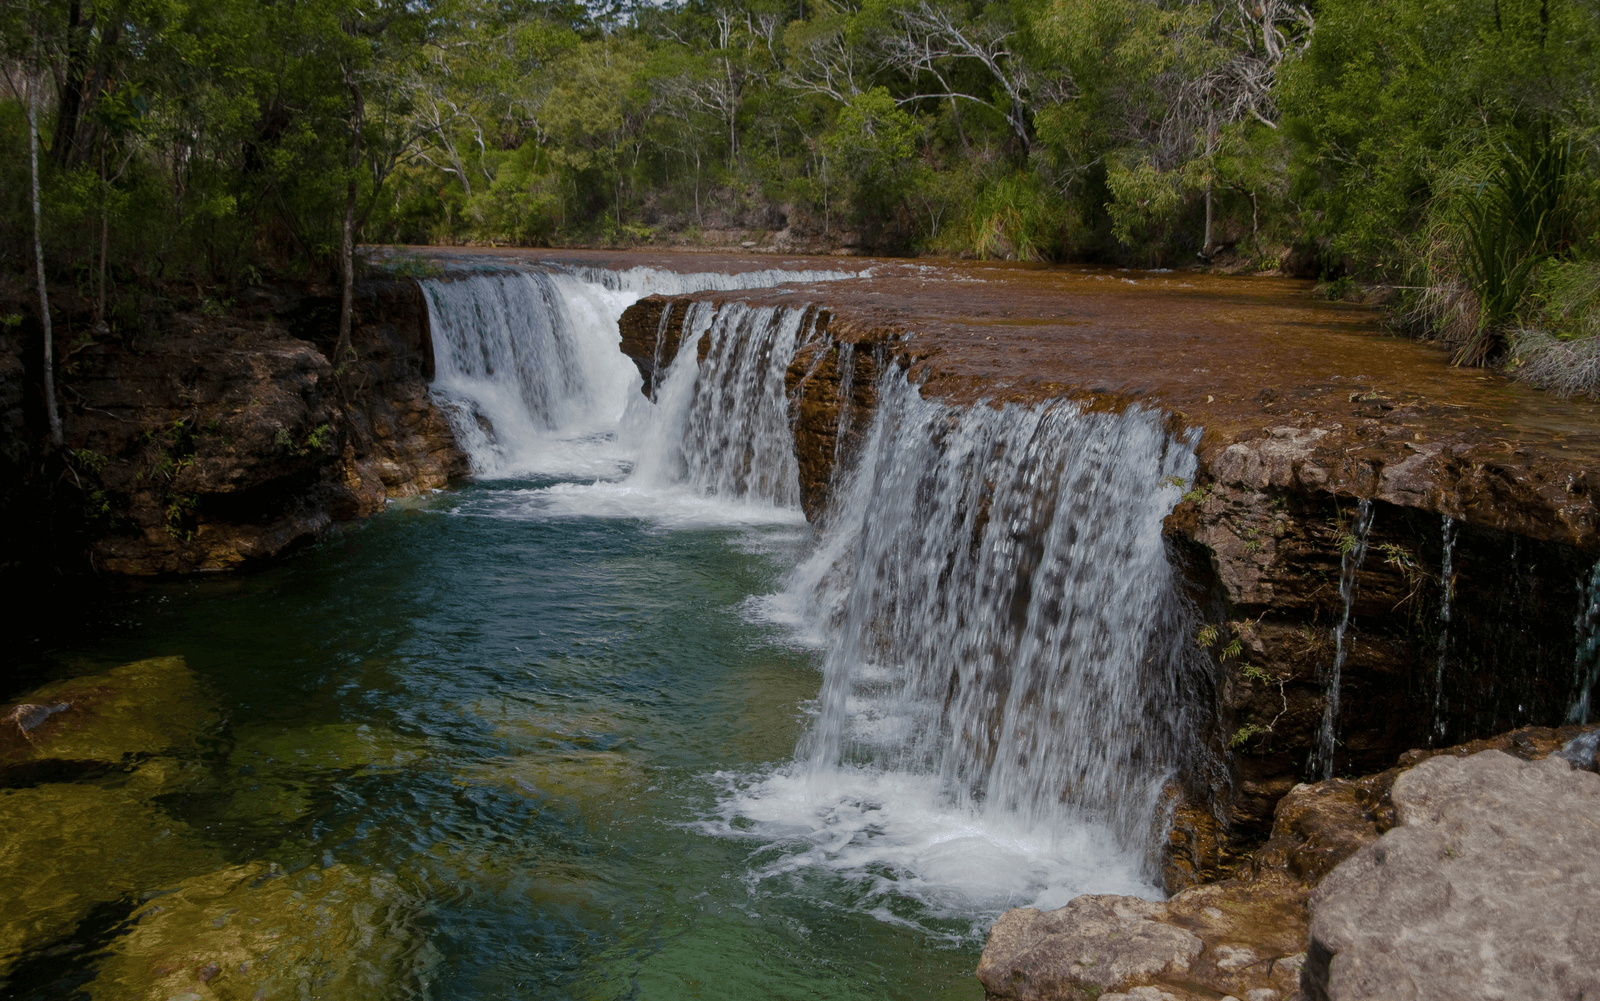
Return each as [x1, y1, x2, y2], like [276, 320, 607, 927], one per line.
[980, 724, 1599, 1001]
[1168, 478, 1595, 855]
[618, 295, 694, 398]
[2, 279, 466, 574]
[1304, 750, 1600, 1001]
[615, 272, 1600, 875]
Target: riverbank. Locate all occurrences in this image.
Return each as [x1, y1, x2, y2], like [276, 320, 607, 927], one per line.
[0, 276, 466, 576]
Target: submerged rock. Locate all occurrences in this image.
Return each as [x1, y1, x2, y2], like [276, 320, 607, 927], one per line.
[1304, 750, 1600, 1001]
[90, 861, 438, 1000]
[0, 656, 211, 766]
[0, 780, 220, 966]
[220, 722, 426, 825]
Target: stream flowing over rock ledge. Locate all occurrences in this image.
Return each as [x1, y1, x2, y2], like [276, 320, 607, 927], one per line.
[614, 271, 1600, 876]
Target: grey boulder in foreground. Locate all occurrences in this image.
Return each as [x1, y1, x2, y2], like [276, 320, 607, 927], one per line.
[1305, 749, 1600, 1001]
[977, 745, 1600, 1001]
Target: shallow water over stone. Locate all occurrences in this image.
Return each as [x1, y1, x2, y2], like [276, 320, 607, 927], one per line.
[6, 499, 990, 998]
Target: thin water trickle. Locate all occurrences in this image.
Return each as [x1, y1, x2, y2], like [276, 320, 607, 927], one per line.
[1316, 498, 1373, 779]
[1570, 558, 1600, 723]
[1431, 515, 1458, 745]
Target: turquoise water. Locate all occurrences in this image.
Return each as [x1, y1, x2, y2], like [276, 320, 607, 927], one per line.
[6, 479, 985, 999]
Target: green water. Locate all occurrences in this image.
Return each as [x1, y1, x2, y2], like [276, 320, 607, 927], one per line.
[4, 482, 985, 999]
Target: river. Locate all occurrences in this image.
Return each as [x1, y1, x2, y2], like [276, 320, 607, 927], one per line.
[5, 257, 1203, 999]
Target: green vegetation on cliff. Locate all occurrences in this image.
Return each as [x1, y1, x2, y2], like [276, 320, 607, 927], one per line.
[1, 0, 1597, 384]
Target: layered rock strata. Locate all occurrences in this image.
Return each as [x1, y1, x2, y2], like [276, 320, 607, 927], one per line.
[3, 279, 467, 574]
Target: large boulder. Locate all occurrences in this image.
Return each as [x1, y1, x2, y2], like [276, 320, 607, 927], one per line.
[1304, 750, 1600, 1001]
[976, 890, 1305, 1001]
[979, 725, 1600, 1001]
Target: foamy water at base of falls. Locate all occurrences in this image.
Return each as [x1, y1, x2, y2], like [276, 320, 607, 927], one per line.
[421, 263, 1198, 917]
[8, 261, 1199, 1000]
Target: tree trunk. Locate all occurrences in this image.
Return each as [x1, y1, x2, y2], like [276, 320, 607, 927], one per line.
[1202, 182, 1214, 260]
[28, 60, 64, 449]
[96, 142, 109, 332]
[336, 73, 364, 368]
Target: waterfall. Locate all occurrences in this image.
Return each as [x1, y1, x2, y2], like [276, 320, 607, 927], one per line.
[421, 269, 641, 479]
[419, 263, 854, 498]
[728, 371, 1206, 917]
[420, 269, 1213, 923]
[1570, 558, 1600, 724]
[1430, 515, 1457, 745]
[1315, 499, 1373, 779]
[627, 301, 815, 509]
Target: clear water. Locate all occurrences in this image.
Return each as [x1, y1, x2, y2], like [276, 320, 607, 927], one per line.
[6, 262, 1191, 998]
[7, 487, 981, 998]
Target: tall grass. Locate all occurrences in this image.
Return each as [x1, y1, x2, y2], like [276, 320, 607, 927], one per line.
[939, 173, 1077, 262]
[1453, 124, 1571, 365]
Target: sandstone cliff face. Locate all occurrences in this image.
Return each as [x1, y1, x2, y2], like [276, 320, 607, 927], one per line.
[2, 279, 467, 575]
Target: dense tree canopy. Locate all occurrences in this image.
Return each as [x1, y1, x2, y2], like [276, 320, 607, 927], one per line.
[2, 0, 1598, 369]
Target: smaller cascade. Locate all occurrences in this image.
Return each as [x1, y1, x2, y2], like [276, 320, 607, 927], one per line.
[421, 270, 639, 478]
[647, 300, 677, 399]
[1315, 499, 1373, 780]
[1569, 558, 1600, 724]
[1429, 515, 1458, 745]
[830, 343, 859, 470]
[627, 301, 814, 509]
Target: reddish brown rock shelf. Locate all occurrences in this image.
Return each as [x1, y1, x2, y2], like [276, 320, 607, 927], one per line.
[463, 247, 1599, 864]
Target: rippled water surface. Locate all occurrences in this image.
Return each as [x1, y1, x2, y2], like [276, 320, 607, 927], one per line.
[10, 480, 987, 999]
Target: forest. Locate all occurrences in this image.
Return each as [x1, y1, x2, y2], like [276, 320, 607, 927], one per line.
[2, 0, 1598, 389]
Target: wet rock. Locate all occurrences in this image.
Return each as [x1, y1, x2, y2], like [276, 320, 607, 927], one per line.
[1305, 750, 1600, 1001]
[89, 861, 437, 1000]
[977, 892, 1305, 1001]
[785, 316, 888, 521]
[1557, 728, 1600, 771]
[0, 780, 220, 965]
[0, 656, 210, 766]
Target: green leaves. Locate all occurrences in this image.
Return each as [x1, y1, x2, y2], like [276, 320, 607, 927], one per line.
[1454, 124, 1572, 363]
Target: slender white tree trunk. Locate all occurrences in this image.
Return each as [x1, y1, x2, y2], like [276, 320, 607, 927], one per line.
[336, 73, 363, 368]
[27, 61, 63, 448]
